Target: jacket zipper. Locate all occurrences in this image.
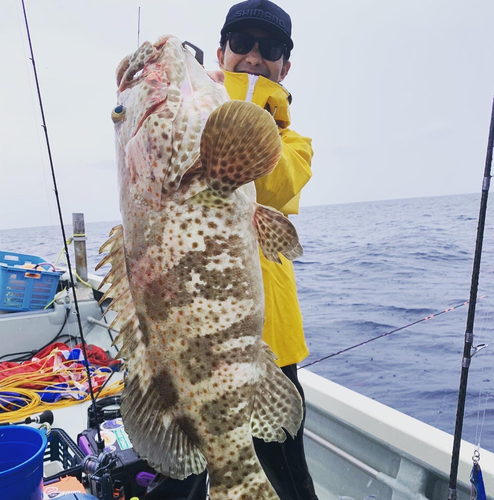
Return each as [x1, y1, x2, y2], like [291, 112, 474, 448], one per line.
[245, 74, 259, 103]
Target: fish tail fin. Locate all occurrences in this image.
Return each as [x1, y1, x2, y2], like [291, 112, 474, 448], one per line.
[254, 203, 303, 263]
[200, 100, 281, 198]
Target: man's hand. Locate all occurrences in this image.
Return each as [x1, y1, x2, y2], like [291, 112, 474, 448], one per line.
[207, 70, 225, 84]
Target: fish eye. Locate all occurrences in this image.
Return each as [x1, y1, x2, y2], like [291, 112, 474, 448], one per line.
[111, 105, 125, 123]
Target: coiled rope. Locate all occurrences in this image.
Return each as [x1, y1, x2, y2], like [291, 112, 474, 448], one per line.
[0, 352, 123, 424]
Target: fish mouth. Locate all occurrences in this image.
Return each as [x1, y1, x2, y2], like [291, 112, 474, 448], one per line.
[133, 100, 166, 137]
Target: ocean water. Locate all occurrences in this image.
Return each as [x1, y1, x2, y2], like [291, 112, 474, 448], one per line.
[0, 193, 493, 452]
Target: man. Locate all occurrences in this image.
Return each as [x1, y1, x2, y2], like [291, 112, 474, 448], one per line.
[217, 2, 317, 500]
[146, 1, 316, 498]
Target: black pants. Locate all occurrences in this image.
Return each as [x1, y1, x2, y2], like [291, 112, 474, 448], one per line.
[144, 364, 318, 500]
[144, 471, 208, 500]
[252, 364, 318, 500]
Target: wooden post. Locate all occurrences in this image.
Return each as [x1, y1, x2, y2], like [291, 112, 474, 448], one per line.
[72, 213, 88, 284]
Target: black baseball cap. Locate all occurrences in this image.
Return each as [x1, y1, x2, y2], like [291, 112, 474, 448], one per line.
[220, 0, 294, 53]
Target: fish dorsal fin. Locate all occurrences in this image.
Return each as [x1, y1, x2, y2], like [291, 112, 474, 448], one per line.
[251, 343, 303, 441]
[96, 225, 141, 358]
[200, 100, 281, 198]
[253, 204, 303, 263]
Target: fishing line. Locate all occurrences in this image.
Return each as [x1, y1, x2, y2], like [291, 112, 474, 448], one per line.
[21, 0, 104, 449]
[99, 304, 115, 344]
[473, 308, 493, 450]
[53, 236, 94, 287]
[298, 297, 485, 370]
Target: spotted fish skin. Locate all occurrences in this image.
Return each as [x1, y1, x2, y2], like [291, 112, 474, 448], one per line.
[98, 35, 303, 500]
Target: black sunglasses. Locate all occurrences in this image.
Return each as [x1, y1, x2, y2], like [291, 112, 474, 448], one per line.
[226, 32, 286, 62]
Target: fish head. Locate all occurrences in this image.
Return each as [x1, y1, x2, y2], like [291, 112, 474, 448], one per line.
[111, 35, 228, 211]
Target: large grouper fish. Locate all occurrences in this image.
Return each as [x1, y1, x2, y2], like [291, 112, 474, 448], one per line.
[97, 35, 304, 499]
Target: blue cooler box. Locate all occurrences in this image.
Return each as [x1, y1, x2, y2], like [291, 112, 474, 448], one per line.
[0, 251, 63, 312]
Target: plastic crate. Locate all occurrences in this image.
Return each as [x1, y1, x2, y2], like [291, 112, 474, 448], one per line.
[0, 250, 63, 312]
[44, 428, 85, 484]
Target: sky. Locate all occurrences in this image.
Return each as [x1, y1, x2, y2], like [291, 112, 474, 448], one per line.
[1, 0, 494, 229]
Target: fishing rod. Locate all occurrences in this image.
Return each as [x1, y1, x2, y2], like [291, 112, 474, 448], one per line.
[137, 6, 141, 48]
[298, 298, 484, 370]
[20, 0, 104, 451]
[447, 96, 494, 500]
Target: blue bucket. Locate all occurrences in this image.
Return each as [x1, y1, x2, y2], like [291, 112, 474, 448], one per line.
[0, 426, 48, 500]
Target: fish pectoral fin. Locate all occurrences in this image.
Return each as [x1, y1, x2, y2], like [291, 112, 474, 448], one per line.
[250, 344, 303, 441]
[254, 204, 303, 263]
[200, 100, 282, 197]
[122, 373, 208, 479]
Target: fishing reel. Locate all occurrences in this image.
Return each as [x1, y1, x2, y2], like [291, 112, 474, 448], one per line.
[80, 439, 155, 500]
[86, 395, 122, 429]
[79, 395, 156, 500]
[83, 452, 124, 500]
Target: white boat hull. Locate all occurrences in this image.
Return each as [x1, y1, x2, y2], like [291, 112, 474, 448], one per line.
[301, 369, 494, 500]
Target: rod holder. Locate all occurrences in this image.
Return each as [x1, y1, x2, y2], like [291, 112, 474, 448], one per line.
[72, 213, 88, 284]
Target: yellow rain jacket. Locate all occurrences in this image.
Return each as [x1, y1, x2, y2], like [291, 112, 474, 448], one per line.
[222, 71, 313, 367]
